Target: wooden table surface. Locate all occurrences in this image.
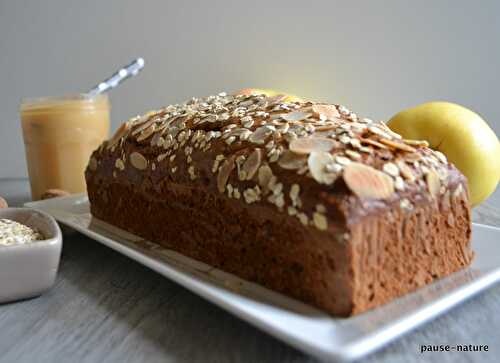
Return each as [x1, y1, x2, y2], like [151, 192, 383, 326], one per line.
[0, 178, 499, 363]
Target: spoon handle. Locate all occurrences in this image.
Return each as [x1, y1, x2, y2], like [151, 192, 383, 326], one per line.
[88, 58, 145, 96]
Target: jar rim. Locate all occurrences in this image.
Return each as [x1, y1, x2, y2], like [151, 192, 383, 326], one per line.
[20, 93, 109, 112]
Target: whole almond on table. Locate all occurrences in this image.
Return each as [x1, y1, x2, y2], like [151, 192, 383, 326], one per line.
[0, 196, 8, 209]
[40, 189, 75, 235]
[41, 189, 70, 200]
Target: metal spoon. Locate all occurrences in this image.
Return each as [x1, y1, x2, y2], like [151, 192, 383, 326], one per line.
[87, 58, 145, 96]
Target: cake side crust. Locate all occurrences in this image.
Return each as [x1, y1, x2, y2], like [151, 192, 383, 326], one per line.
[86, 172, 472, 316]
[349, 180, 472, 314]
[87, 177, 356, 316]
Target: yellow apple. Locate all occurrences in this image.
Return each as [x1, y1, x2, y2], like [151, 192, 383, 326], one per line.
[388, 102, 500, 207]
[235, 88, 303, 102]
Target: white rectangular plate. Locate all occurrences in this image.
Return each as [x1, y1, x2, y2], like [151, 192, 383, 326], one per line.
[26, 194, 500, 362]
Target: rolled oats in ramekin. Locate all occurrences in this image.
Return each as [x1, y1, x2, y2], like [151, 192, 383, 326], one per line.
[0, 218, 44, 246]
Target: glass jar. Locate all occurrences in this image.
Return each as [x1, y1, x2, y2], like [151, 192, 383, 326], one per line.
[20, 94, 110, 200]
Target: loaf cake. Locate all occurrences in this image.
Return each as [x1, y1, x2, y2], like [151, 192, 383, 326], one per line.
[85, 92, 473, 316]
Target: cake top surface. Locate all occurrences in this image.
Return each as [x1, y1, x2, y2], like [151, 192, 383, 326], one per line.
[88, 92, 462, 232]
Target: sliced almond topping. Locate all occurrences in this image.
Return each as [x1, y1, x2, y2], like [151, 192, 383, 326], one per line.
[426, 168, 440, 198]
[368, 125, 392, 139]
[315, 124, 337, 132]
[308, 152, 337, 185]
[396, 160, 415, 182]
[239, 99, 256, 107]
[345, 149, 361, 160]
[154, 122, 169, 134]
[130, 152, 148, 170]
[379, 138, 417, 153]
[377, 122, 403, 139]
[133, 113, 152, 127]
[311, 104, 340, 120]
[201, 114, 217, 123]
[343, 162, 395, 199]
[289, 137, 338, 155]
[278, 150, 307, 170]
[403, 139, 429, 147]
[360, 138, 389, 149]
[242, 149, 262, 180]
[266, 94, 288, 105]
[404, 153, 422, 162]
[136, 124, 156, 142]
[282, 111, 312, 122]
[217, 156, 236, 193]
[249, 125, 275, 144]
[132, 117, 155, 136]
[108, 121, 132, 149]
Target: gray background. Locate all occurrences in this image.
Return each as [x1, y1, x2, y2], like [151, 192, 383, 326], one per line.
[1, 0, 499, 178]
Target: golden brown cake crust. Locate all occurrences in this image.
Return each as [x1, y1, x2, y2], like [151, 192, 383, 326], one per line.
[85, 92, 473, 316]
